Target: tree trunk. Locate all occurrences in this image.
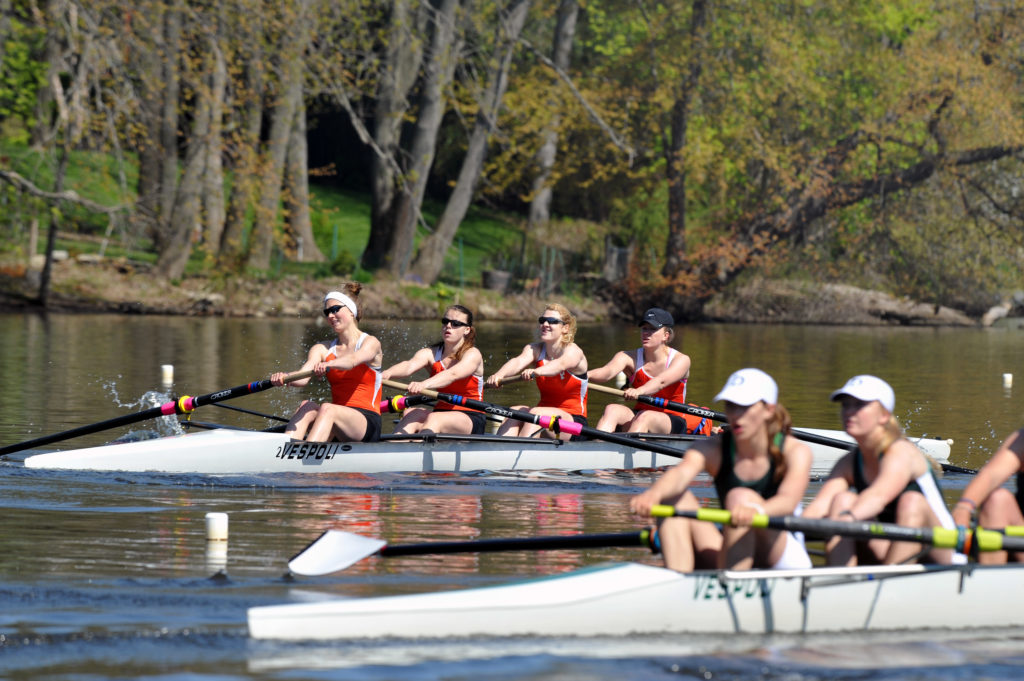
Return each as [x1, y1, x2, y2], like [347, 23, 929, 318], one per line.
[201, 34, 228, 254]
[361, 0, 428, 272]
[661, 0, 706, 279]
[383, 0, 461, 278]
[246, 0, 311, 271]
[410, 0, 530, 284]
[526, 0, 578, 232]
[284, 96, 325, 262]
[219, 31, 264, 268]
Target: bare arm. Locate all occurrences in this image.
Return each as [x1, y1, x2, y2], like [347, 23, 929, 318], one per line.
[326, 335, 382, 372]
[629, 438, 716, 516]
[487, 344, 539, 385]
[953, 428, 1024, 525]
[802, 454, 854, 519]
[271, 343, 328, 387]
[587, 351, 634, 384]
[381, 347, 434, 381]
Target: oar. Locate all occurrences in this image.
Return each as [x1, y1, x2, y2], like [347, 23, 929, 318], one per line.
[380, 394, 435, 413]
[652, 506, 1024, 554]
[382, 379, 689, 459]
[587, 382, 972, 474]
[288, 528, 656, 576]
[0, 370, 313, 457]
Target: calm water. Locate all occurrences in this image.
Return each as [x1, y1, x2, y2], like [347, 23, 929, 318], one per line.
[2, 312, 1024, 680]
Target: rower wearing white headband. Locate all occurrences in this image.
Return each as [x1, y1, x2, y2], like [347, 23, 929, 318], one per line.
[271, 283, 383, 442]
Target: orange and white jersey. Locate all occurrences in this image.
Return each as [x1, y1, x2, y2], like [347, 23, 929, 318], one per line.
[325, 333, 382, 413]
[631, 348, 687, 415]
[535, 347, 588, 417]
[430, 347, 484, 412]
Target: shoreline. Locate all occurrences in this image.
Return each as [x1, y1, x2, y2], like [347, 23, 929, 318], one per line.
[0, 256, 979, 326]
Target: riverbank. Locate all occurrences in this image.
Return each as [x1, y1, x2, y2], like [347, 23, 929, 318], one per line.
[0, 254, 978, 325]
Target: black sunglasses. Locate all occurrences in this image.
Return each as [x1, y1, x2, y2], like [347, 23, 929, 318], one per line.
[323, 304, 345, 317]
[441, 317, 470, 328]
[538, 316, 564, 325]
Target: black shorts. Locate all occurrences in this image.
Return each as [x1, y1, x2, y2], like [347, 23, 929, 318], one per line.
[667, 413, 687, 435]
[464, 410, 487, 435]
[353, 407, 382, 442]
[570, 414, 588, 441]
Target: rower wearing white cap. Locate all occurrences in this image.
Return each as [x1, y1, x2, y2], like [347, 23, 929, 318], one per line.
[803, 374, 963, 566]
[629, 368, 813, 572]
[270, 283, 383, 442]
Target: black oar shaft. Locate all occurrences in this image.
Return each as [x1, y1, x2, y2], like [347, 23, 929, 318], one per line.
[379, 531, 653, 558]
[0, 370, 312, 456]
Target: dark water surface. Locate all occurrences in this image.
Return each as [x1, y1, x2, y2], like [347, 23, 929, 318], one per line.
[2, 312, 1024, 679]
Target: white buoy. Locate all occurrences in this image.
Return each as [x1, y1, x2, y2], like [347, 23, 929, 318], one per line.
[205, 512, 229, 572]
[161, 364, 174, 385]
[1004, 373, 1013, 389]
[205, 512, 229, 541]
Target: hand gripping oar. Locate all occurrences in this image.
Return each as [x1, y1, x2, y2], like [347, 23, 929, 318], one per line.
[0, 370, 313, 457]
[288, 528, 657, 576]
[587, 382, 971, 474]
[651, 506, 1024, 555]
[382, 379, 689, 459]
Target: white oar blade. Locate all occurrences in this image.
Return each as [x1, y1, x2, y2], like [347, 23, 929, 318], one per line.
[288, 530, 386, 576]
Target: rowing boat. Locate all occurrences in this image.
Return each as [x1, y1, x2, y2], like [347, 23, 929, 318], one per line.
[19, 428, 951, 474]
[246, 560, 1024, 640]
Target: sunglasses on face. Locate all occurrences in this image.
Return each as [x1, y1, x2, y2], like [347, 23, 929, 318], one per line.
[323, 304, 345, 317]
[538, 316, 564, 325]
[441, 317, 470, 328]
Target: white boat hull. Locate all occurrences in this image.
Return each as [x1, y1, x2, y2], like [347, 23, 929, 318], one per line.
[247, 561, 1024, 640]
[21, 428, 950, 474]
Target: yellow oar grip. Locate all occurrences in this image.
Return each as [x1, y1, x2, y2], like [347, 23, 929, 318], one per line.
[650, 505, 677, 518]
[975, 528, 1007, 552]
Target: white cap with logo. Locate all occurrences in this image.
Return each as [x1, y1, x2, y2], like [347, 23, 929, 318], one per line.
[713, 368, 778, 406]
[829, 375, 895, 413]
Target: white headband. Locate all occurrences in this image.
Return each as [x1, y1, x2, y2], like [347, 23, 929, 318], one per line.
[323, 291, 357, 318]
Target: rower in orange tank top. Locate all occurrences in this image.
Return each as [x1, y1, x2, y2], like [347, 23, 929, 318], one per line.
[486, 303, 589, 440]
[381, 305, 487, 435]
[271, 284, 383, 442]
[589, 307, 710, 436]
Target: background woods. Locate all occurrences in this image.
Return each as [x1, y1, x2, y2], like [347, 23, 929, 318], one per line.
[0, 0, 1022, 320]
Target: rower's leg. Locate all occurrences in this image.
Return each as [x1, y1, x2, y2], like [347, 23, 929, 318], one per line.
[888, 491, 952, 565]
[825, 490, 861, 566]
[595, 403, 634, 432]
[285, 400, 320, 439]
[977, 488, 1024, 564]
[659, 491, 721, 572]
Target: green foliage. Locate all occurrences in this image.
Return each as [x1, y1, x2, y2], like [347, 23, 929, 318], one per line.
[0, 18, 47, 143]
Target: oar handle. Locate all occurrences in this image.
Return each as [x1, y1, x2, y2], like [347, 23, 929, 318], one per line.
[651, 506, 1024, 554]
[0, 369, 313, 457]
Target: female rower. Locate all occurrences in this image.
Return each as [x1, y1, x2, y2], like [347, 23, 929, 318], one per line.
[485, 303, 588, 440]
[270, 284, 382, 442]
[380, 304, 486, 435]
[803, 375, 962, 566]
[588, 307, 710, 436]
[950, 428, 1024, 564]
[629, 368, 812, 571]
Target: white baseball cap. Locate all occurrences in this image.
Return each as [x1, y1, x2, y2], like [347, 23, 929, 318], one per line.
[714, 368, 778, 406]
[830, 375, 895, 413]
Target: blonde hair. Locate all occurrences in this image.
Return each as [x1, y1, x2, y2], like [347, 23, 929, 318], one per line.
[881, 415, 943, 475]
[541, 302, 576, 348]
[766, 402, 793, 484]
